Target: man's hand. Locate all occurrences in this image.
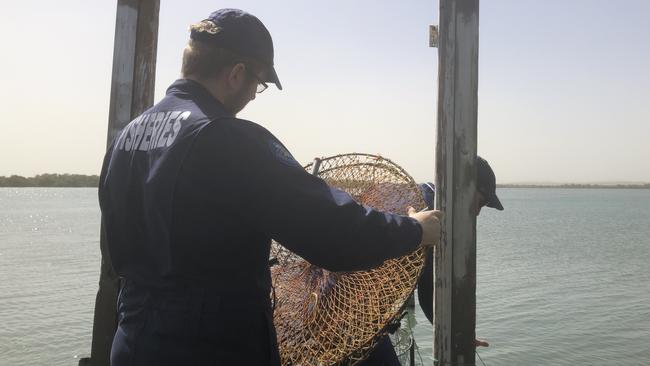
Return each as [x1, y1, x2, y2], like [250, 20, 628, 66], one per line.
[407, 207, 443, 248]
[474, 338, 489, 347]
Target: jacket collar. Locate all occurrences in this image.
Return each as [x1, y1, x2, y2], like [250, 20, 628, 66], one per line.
[166, 79, 231, 116]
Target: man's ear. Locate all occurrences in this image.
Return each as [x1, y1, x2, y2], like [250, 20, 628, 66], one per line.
[227, 63, 247, 88]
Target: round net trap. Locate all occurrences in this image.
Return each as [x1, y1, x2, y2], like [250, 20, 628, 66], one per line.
[270, 153, 427, 365]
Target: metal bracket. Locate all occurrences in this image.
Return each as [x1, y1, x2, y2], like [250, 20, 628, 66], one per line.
[429, 25, 439, 48]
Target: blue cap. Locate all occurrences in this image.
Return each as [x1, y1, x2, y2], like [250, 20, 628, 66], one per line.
[418, 157, 504, 211]
[190, 9, 282, 90]
[477, 156, 504, 210]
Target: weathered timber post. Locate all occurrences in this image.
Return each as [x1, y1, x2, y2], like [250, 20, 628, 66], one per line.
[84, 1, 159, 365]
[433, 0, 479, 365]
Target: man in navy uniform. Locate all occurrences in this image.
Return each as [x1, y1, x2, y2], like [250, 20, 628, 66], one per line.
[99, 9, 442, 366]
[359, 156, 502, 365]
[417, 156, 504, 334]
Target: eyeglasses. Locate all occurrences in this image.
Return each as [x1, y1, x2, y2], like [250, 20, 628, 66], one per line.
[245, 66, 268, 94]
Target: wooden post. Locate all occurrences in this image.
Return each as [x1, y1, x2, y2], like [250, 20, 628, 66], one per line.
[433, 0, 479, 365]
[84, 1, 159, 365]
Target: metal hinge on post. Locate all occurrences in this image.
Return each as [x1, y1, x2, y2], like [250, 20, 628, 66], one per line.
[429, 25, 439, 47]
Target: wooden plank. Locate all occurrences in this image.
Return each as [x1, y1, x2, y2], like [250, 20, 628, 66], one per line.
[85, 1, 159, 365]
[129, 0, 159, 122]
[434, 0, 480, 365]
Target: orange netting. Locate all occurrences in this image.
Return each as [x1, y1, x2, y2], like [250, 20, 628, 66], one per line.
[270, 153, 426, 365]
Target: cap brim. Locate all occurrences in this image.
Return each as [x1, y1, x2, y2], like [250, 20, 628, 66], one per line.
[486, 194, 504, 211]
[266, 65, 282, 90]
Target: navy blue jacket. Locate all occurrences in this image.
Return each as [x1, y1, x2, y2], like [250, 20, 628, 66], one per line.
[417, 183, 436, 324]
[99, 79, 422, 365]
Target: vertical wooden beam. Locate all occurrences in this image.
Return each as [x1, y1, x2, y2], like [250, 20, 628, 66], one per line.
[434, 0, 479, 365]
[106, 0, 159, 145]
[85, 1, 159, 365]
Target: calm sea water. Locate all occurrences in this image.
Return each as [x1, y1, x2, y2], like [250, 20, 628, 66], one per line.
[1, 188, 649, 365]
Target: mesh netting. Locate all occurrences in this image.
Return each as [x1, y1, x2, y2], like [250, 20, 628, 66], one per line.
[270, 153, 427, 365]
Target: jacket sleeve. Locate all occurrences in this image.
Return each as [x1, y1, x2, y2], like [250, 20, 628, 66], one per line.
[417, 247, 434, 324]
[202, 120, 423, 272]
[416, 182, 436, 323]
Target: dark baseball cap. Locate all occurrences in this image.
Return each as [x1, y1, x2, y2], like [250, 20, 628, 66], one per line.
[190, 9, 282, 90]
[477, 156, 504, 211]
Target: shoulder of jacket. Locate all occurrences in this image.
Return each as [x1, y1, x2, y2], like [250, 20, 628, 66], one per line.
[201, 116, 272, 139]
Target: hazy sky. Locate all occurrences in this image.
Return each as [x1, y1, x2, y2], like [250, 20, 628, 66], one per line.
[1, 0, 648, 183]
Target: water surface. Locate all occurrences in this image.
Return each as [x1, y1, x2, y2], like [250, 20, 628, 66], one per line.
[1, 188, 649, 365]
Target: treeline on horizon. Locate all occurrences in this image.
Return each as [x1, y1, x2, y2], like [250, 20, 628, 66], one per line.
[498, 183, 650, 189]
[0, 174, 648, 189]
[0, 174, 99, 187]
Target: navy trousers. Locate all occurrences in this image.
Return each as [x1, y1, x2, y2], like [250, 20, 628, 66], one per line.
[110, 282, 280, 366]
[356, 335, 401, 366]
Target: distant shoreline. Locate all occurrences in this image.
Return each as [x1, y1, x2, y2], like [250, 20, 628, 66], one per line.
[0, 174, 99, 187]
[1, 174, 648, 189]
[498, 183, 650, 189]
